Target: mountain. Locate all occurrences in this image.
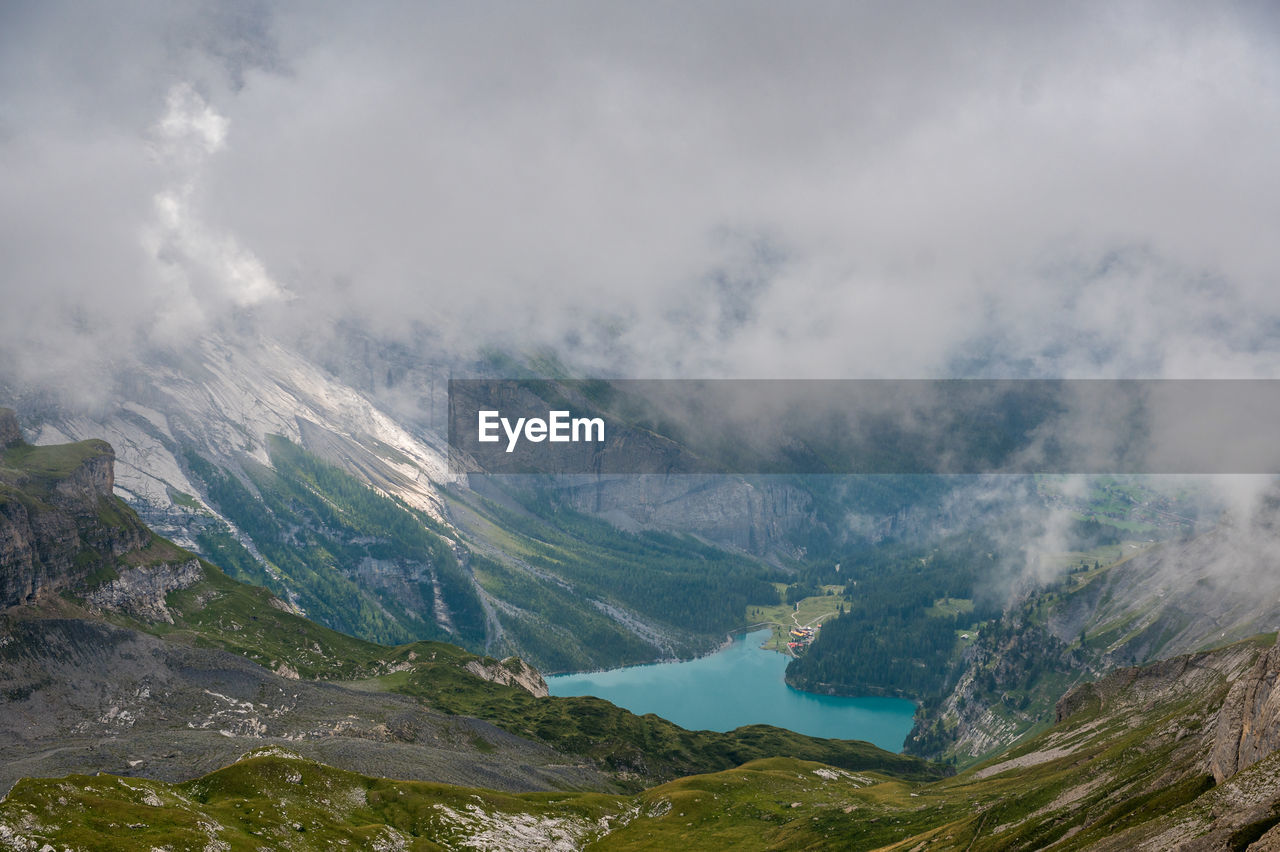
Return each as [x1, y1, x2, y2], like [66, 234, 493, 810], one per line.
[4, 337, 793, 664]
[907, 511, 1280, 765]
[4, 334, 977, 675]
[0, 408, 603, 795]
[0, 415, 939, 800]
[11, 409, 1280, 847]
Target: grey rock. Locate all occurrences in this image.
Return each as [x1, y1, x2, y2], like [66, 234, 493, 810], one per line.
[1, 441, 149, 608]
[1210, 637, 1280, 782]
[552, 474, 813, 555]
[463, 656, 549, 698]
[0, 617, 610, 797]
[83, 559, 204, 623]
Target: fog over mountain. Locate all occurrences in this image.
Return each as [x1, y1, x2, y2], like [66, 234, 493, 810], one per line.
[14, 12, 1280, 844]
[2, 1, 1279, 394]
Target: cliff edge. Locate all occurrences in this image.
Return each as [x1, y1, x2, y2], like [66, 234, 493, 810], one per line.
[1, 412, 152, 607]
[1210, 636, 1280, 782]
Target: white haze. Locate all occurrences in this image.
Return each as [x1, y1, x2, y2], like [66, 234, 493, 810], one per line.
[1, 2, 1278, 386]
[2, 2, 1279, 595]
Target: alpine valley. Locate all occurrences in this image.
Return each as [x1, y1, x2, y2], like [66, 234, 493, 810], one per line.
[4, 329, 1280, 849]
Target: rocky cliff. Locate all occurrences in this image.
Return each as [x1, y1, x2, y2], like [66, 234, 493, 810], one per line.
[83, 558, 204, 623]
[912, 517, 1280, 766]
[1, 425, 151, 608]
[1210, 637, 1280, 782]
[555, 474, 813, 554]
[463, 656, 550, 697]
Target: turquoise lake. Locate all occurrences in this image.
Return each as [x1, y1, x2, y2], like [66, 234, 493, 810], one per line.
[545, 628, 917, 752]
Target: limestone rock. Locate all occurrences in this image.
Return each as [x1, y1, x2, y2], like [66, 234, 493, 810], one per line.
[464, 656, 549, 698]
[84, 559, 204, 623]
[2, 438, 150, 607]
[1210, 637, 1280, 782]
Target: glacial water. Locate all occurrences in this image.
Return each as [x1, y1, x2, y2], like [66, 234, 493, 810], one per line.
[545, 628, 917, 752]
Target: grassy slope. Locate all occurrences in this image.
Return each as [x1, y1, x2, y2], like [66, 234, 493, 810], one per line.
[0, 751, 916, 851]
[879, 633, 1274, 851]
[1, 438, 113, 484]
[0, 433, 941, 791]
[58, 490, 940, 786]
[448, 484, 782, 672]
[136, 558, 939, 784]
[4, 435, 1276, 848]
[4, 632, 1268, 850]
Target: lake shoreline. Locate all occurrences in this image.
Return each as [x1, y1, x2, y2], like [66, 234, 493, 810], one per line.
[543, 622, 780, 678]
[547, 627, 917, 751]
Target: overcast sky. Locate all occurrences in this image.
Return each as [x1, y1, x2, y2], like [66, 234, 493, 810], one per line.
[2, 1, 1279, 387]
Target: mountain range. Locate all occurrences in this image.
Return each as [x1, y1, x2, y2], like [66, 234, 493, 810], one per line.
[5, 331, 1280, 848]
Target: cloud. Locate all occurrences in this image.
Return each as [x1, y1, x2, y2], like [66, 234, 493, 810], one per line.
[142, 82, 287, 344]
[1, 1, 1278, 389]
[4, 2, 1279, 602]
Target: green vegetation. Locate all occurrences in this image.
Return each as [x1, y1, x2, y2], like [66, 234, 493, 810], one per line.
[146, 563, 940, 784]
[469, 551, 658, 671]
[183, 436, 484, 647]
[1035, 474, 1204, 538]
[179, 435, 791, 672]
[1, 437, 113, 485]
[907, 540, 1160, 763]
[748, 586, 843, 654]
[0, 751, 931, 851]
[451, 484, 782, 670]
[376, 656, 940, 784]
[925, 597, 975, 618]
[0, 748, 627, 851]
[475, 487, 779, 636]
[133, 559, 390, 681]
[786, 534, 1003, 698]
[165, 486, 201, 509]
[5, 633, 1268, 850]
[104, 548, 939, 786]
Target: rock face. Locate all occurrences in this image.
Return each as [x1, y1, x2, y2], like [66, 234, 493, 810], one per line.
[1, 436, 150, 608]
[0, 617, 607, 797]
[54, 446, 116, 503]
[554, 474, 813, 555]
[463, 657, 550, 698]
[0, 408, 20, 448]
[83, 559, 204, 623]
[1043, 636, 1280, 788]
[1210, 637, 1280, 782]
[1055, 644, 1256, 725]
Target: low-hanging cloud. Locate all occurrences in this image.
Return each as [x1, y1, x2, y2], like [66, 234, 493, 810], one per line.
[1, 1, 1279, 394]
[143, 82, 288, 345]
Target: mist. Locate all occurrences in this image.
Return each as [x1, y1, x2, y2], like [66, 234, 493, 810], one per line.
[2, 2, 1279, 390]
[3, 2, 1280, 595]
